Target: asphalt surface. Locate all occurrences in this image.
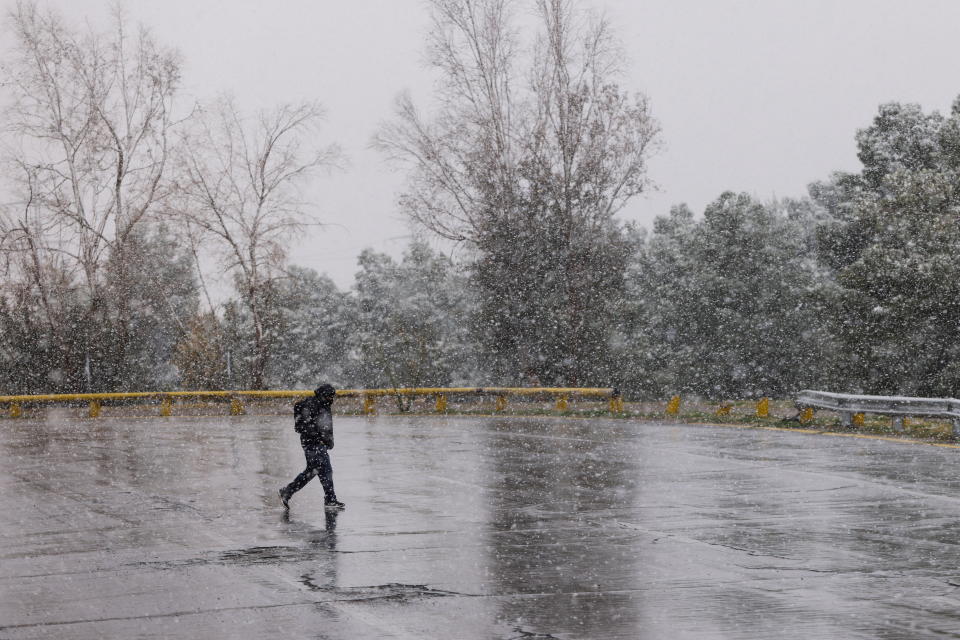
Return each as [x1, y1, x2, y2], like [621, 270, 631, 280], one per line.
[4, 413, 960, 639]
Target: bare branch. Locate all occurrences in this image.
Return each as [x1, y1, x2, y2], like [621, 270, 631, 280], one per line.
[169, 97, 343, 388]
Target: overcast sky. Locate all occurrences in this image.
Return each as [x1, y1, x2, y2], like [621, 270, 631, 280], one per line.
[13, 0, 960, 288]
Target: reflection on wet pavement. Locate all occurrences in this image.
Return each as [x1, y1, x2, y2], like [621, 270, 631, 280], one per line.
[4, 415, 960, 638]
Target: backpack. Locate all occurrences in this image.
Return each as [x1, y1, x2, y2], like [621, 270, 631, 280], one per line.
[293, 397, 334, 448]
[293, 398, 315, 435]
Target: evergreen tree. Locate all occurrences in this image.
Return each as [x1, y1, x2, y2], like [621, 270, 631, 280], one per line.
[101, 225, 199, 390]
[633, 193, 833, 399]
[812, 98, 960, 395]
[266, 266, 352, 388]
[349, 242, 474, 396]
[471, 208, 634, 385]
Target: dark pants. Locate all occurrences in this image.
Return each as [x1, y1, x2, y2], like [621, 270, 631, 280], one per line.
[282, 437, 337, 502]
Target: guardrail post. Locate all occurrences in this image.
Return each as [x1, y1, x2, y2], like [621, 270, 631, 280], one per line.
[892, 416, 905, 433]
[230, 397, 245, 416]
[495, 395, 507, 412]
[556, 394, 569, 411]
[88, 400, 101, 419]
[609, 392, 624, 414]
[160, 397, 173, 417]
[843, 412, 866, 427]
[756, 398, 769, 418]
[435, 394, 448, 413]
[666, 396, 681, 415]
[9, 403, 22, 419]
[363, 394, 376, 416]
[953, 418, 960, 438]
[715, 402, 732, 417]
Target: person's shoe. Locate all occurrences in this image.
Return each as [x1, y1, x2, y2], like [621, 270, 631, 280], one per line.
[278, 488, 290, 509]
[324, 499, 345, 510]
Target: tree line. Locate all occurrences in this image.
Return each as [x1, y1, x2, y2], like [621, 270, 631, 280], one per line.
[2, 0, 958, 400]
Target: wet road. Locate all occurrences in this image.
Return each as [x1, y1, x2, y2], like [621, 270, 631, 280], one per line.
[3, 415, 960, 639]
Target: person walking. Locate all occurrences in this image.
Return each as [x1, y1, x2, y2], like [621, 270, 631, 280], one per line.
[279, 384, 345, 510]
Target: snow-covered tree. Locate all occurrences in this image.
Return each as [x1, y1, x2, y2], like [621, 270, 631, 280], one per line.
[0, 265, 86, 393]
[0, 223, 197, 393]
[348, 242, 474, 400]
[812, 98, 960, 395]
[266, 266, 352, 389]
[632, 193, 834, 399]
[102, 224, 199, 389]
[471, 207, 635, 385]
[375, 0, 659, 386]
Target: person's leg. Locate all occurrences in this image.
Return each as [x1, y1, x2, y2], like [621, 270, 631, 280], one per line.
[282, 466, 317, 499]
[315, 447, 338, 503]
[281, 443, 321, 501]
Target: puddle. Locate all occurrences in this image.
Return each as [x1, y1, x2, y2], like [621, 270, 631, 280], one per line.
[135, 545, 329, 570]
[298, 580, 467, 602]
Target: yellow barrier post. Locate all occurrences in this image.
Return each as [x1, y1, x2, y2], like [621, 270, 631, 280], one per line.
[756, 397, 769, 418]
[88, 400, 101, 418]
[363, 394, 376, 416]
[666, 395, 681, 415]
[230, 397, 245, 416]
[160, 397, 173, 417]
[715, 402, 732, 417]
[9, 403, 22, 418]
[435, 394, 448, 413]
[495, 395, 507, 412]
[852, 413, 865, 427]
[609, 394, 624, 414]
[556, 394, 569, 411]
[608, 388, 624, 414]
[799, 407, 814, 424]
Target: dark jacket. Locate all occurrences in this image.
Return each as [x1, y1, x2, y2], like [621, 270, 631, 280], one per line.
[294, 395, 334, 449]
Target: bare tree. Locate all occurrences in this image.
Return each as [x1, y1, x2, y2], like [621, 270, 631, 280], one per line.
[0, 0, 181, 389]
[172, 97, 341, 389]
[374, 0, 660, 384]
[374, 0, 519, 241]
[376, 0, 658, 237]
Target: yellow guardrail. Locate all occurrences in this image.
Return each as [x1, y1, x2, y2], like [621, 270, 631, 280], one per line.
[0, 389, 779, 421]
[0, 387, 621, 418]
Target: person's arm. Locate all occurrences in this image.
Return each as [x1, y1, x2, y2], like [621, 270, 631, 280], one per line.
[318, 407, 334, 449]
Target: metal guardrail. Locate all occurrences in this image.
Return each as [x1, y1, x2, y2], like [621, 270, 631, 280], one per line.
[795, 389, 960, 435]
[0, 387, 621, 418]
